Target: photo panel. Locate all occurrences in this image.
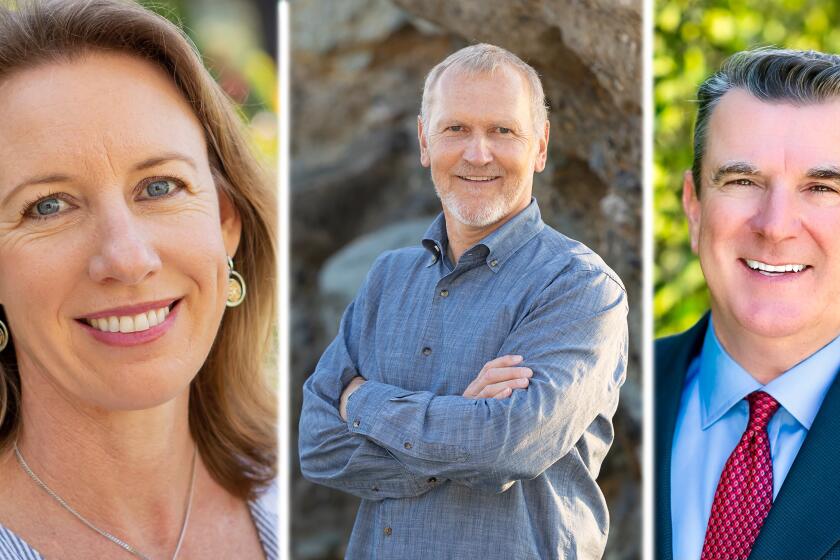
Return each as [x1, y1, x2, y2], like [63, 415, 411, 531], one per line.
[290, 0, 642, 558]
[654, 3, 840, 560]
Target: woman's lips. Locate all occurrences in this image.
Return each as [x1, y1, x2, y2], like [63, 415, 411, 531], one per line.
[83, 298, 177, 320]
[78, 299, 180, 347]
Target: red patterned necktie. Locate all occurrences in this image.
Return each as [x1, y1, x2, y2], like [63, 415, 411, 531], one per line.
[701, 391, 780, 560]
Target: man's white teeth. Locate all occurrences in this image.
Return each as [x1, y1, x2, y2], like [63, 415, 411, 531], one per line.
[462, 176, 495, 182]
[745, 259, 806, 273]
[86, 306, 170, 333]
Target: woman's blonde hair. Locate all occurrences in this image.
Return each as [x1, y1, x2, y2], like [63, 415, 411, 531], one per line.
[0, 0, 276, 499]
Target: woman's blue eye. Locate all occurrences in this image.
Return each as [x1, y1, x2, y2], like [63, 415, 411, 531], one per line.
[35, 198, 63, 216]
[145, 180, 173, 197]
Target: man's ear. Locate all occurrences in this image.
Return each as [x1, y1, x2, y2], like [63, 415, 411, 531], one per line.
[682, 170, 701, 254]
[218, 185, 242, 258]
[534, 120, 549, 173]
[418, 115, 430, 168]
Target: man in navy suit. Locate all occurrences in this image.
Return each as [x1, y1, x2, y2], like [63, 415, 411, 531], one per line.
[656, 48, 840, 560]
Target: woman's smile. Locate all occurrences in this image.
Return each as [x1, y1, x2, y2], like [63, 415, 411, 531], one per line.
[77, 298, 182, 346]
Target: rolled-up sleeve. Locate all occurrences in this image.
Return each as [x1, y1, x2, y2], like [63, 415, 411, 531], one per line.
[344, 268, 628, 492]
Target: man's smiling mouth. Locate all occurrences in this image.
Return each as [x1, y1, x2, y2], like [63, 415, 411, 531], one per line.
[744, 259, 809, 276]
[458, 175, 499, 182]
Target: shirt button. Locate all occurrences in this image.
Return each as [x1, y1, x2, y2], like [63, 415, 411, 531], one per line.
[384, 527, 393, 537]
[490, 259, 498, 267]
[404, 441, 413, 449]
[352, 419, 360, 428]
[422, 347, 432, 356]
[439, 289, 449, 298]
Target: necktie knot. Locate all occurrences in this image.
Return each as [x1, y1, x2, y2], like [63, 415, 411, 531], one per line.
[747, 391, 780, 432]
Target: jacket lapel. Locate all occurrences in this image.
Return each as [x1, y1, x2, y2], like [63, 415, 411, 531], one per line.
[654, 314, 709, 560]
[748, 369, 840, 559]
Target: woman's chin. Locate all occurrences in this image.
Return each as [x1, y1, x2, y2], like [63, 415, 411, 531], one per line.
[69, 372, 194, 413]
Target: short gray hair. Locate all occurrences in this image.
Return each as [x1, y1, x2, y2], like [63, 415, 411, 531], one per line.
[692, 47, 840, 194]
[420, 43, 548, 134]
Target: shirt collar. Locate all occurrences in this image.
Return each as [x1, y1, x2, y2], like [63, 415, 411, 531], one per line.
[421, 213, 447, 267]
[421, 198, 544, 272]
[698, 318, 840, 431]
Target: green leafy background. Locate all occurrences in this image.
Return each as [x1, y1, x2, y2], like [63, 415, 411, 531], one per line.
[142, 0, 276, 166]
[655, 0, 840, 336]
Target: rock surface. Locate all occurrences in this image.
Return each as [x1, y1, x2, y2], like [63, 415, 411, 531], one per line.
[290, 1, 641, 558]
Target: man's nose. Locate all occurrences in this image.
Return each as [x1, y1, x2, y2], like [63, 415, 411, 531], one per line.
[88, 204, 162, 285]
[749, 186, 802, 242]
[462, 134, 493, 166]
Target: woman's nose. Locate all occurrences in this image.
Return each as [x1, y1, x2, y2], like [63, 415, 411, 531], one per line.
[88, 206, 162, 285]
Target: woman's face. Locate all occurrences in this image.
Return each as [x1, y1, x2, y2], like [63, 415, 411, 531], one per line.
[0, 52, 241, 411]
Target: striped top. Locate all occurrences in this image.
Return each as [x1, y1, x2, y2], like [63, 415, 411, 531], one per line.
[0, 482, 278, 560]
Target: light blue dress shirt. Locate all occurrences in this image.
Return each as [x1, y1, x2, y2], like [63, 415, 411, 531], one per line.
[299, 200, 628, 559]
[671, 319, 840, 560]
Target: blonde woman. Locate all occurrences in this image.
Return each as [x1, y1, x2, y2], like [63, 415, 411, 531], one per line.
[0, 1, 277, 558]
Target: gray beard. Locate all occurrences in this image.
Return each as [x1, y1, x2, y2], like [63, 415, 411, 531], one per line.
[434, 184, 517, 228]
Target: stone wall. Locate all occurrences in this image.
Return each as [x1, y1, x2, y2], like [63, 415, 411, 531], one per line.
[290, 1, 641, 558]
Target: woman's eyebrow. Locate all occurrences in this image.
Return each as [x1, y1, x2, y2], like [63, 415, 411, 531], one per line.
[1, 153, 199, 206]
[2, 173, 71, 206]
[132, 152, 198, 172]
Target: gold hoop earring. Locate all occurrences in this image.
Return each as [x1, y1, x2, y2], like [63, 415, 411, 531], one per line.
[226, 256, 246, 308]
[0, 319, 8, 352]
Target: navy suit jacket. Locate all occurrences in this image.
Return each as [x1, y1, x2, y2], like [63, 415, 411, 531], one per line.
[655, 314, 840, 560]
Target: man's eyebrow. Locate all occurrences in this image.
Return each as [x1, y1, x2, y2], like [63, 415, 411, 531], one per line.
[805, 165, 840, 181]
[492, 120, 522, 130]
[711, 161, 759, 184]
[132, 152, 198, 172]
[1, 173, 72, 207]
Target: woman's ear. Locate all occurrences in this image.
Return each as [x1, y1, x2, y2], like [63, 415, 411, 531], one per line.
[217, 185, 242, 257]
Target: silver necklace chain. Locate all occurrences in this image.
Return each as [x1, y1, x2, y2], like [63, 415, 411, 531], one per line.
[14, 441, 197, 560]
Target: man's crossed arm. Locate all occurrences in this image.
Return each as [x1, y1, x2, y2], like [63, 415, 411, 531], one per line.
[339, 354, 533, 420]
[299, 263, 627, 501]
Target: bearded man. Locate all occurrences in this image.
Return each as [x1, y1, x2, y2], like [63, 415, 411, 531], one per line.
[300, 43, 628, 560]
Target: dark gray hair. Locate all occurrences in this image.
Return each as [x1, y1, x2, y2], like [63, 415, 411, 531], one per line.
[420, 43, 548, 134]
[692, 47, 840, 194]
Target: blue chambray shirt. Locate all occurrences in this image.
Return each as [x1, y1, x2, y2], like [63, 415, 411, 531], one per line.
[299, 199, 628, 559]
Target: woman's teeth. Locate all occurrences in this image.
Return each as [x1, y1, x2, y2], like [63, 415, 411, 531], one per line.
[86, 306, 170, 333]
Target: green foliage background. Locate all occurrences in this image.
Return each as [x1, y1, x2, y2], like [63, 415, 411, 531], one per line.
[142, 0, 277, 166]
[655, 0, 840, 336]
